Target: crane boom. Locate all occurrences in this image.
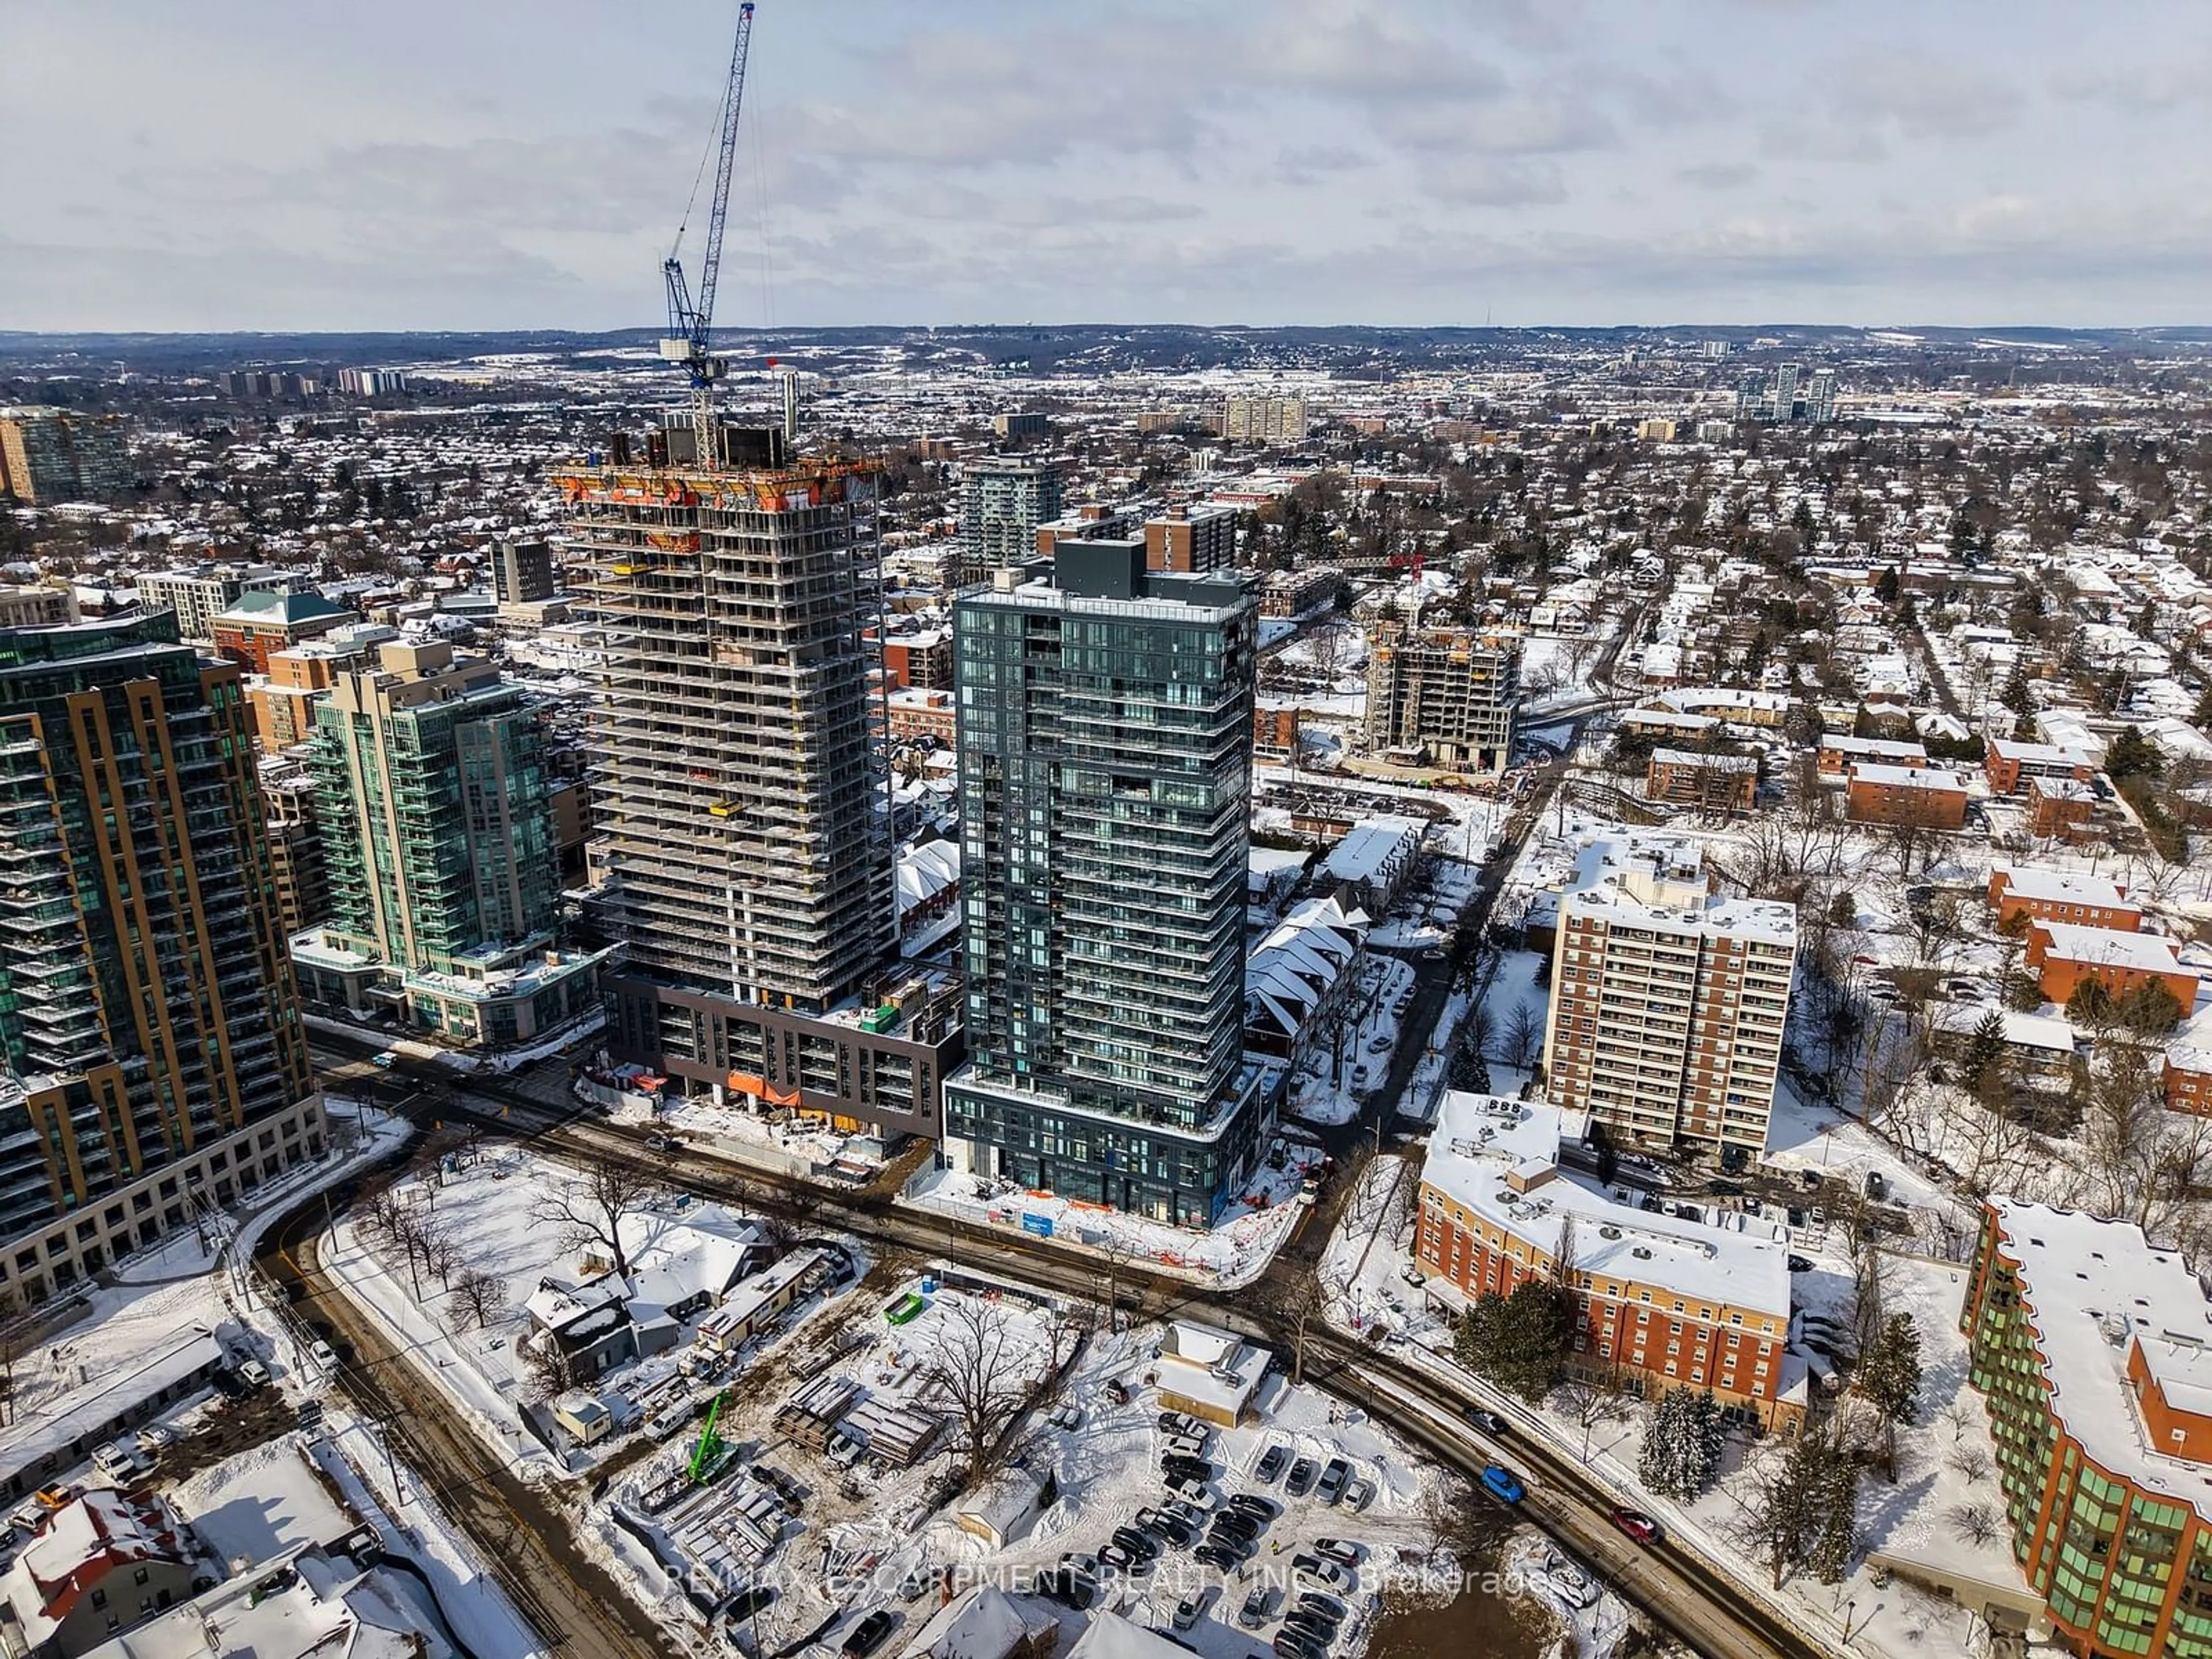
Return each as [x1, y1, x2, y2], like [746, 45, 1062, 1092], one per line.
[661, 1, 756, 467]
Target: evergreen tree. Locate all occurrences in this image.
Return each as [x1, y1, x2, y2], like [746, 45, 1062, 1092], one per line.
[1857, 1312, 1924, 1482]
[1807, 1433, 1861, 1582]
[1639, 1388, 1725, 1499]
[1874, 566, 1900, 605]
[2105, 725, 2163, 782]
[1962, 1012, 2007, 1091]
[1828, 890, 1858, 928]
[1454, 1280, 1578, 1404]
[2194, 684, 2212, 735]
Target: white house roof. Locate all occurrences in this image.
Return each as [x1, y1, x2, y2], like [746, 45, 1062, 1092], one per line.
[1991, 864, 2133, 912]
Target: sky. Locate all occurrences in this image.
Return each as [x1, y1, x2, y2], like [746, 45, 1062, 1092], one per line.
[5, 0, 2210, 334]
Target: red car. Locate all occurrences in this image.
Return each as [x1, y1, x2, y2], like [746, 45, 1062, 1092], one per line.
[1609, 1507, 1662, 1544]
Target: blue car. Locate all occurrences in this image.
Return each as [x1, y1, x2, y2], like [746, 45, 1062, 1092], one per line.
[1480, 1464, 1525, 1505]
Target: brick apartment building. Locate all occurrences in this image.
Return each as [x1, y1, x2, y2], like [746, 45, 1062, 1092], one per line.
[1415, 1093, 1801, 1429]
[1986, 865, 2141, 934]
[1984, 736, 2097, 796]
[887, 687, 957, 745]
[2166, 1048, 2212, 1115]
[1645, 748, 1759, 812]
[1543, 834, 1798, 1152]
[1816, 733, 1927, 776]
[1962, 1201, 2212, 1654]
[1845, 762, 1969, 829]
[882, 629, 953, 690]
[1254, 702, 1301, 760]
[2026, 921, 2199, 1017]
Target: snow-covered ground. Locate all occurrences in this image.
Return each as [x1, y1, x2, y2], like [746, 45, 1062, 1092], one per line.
[907, 1132, 1324, 1290]
[319, 1144, 857, 1476]
[582, 1261, 1553, 1659]
[5, 1101, 408, 1491]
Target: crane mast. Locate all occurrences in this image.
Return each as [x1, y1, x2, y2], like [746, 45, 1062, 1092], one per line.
[660, 1, 755, 469]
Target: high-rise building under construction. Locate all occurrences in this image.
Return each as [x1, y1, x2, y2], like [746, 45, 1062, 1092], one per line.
[562, 430, 960, 1135]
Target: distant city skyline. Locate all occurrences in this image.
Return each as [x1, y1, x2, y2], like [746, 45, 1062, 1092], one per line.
[6, 0, 2210, 333]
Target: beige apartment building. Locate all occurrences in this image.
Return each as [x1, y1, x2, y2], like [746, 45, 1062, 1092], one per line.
[1543, 834, 1798, 1152]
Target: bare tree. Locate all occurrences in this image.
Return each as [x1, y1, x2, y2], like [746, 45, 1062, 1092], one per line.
[452, 1270, 505, 1332]
[925, 1296, 1039, 1490]
[520, 1334, 575, 1403]
[1946, 1501, 2000, 1548]
[1498, 1001, 1544, 1076]
[421, 1217, 461, 1293]
[529, 1161, 669, 1280]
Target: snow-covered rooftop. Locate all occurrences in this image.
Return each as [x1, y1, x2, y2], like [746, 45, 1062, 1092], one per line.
[1991, 1202, 2212, 1514]
[1420, 1092, 1791, 1320]
[2033, 921, 2188, 977]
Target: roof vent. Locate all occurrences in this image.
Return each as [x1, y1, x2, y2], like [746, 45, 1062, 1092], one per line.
[1631, 1247, 1654, 1260]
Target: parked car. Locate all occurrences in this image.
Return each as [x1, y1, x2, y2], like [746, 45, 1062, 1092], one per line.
[1050, 1404, 1084, 1431]
[1282, 1611, 1337, 1646]
[1209, 1514, 1259, 1546]
[1272, 1634, 1325, 1659]
[1787, 1254, 1814, 1274]
[1157, 1411, 1206, 1438]
[1172, 1593, 1207, 1632]
[1162, 1476, 1214, 1508]
[1162, 1433, 1210, 1461]
[1162, 1455, 1214, 1483]
[1285, 1457, 1319, 1496]
[1253, 1444, 1289, 1483]
[1295, 1592, 1346, 1624]
[646, 1133, 679, 1153]
[1139, 1512, 1195, 1549]
[1291, 1558, 1354, 1595]
[33, 1487, 77, 1513]
[1465, 1407, 1508, 1436]
[236, 1359, 271, 1389]
[1227, 1493, 1281, 1522]
[1609, 1507, 1663, 1544]
[842, 1612, 899, 1659]
[1238, 1586, 1277, 1630]
[1316, 1457, 1351, 1503]
[1311, 1538, 1362, 1567]
[1542, 1552, 1599, 1609]
[1479, 1465, 1525, 1505]
[1340, 1476, 1376, 1512]
[1163, 1499, 1209, 1531]
[1194, 1542, 1243, 1571]
[1110, 1527, 1161, 1563]
[91, 1442, 144, 1484]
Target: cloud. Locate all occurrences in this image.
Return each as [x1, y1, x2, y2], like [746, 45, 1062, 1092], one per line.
[1679, 162, 1760, 188]
[1832, 55, 2025, 139]
[1418, 156, 1567, 206]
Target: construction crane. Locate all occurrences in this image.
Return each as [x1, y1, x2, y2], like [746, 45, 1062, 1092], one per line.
[660, 1, 756, 469]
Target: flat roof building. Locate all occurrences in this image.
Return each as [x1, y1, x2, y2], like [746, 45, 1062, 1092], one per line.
[1415, 1092, 1800, 1427]
[1543, 833, 1797, 1152]
[942, 544, 1266, 1224]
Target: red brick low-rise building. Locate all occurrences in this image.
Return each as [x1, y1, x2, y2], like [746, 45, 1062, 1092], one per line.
[2025, 775, 2099, 840]
[1817, 733, 1927, 776]
[1414, 1091, 1801, 1429]
[1986, 864, 2141, 934]
[1846, 762, 1969, 829]
[887, 687, 956, 745]
[2166, 1048, 2212, 1115]
[2026, 921, 2198, 1018]
[1985, 736, 2097, 797]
